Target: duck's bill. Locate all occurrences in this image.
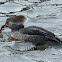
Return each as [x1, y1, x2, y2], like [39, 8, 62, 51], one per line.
[0, 29, 1, 32]
[2, 29, 5, 30]
[0, 25, 8, 33]
[0, 28, 5, 33]
[4, 25, 8, 28]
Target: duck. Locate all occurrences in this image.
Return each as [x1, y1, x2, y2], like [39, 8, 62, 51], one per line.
[1, 15, 62, 47]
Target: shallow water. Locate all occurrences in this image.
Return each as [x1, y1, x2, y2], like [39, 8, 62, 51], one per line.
[0, 0, 62, 62]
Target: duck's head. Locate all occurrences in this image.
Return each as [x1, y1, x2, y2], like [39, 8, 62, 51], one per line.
[0, 15, 27, 32]
[5, 15, 27, 27]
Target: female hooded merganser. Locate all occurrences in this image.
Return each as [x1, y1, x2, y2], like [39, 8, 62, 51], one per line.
[1, 15, 62, 46]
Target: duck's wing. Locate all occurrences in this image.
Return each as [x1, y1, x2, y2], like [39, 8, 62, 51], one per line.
[25, 26, 55, 37]
[19, 26, 62, 44]
[20, 26, 46, 35]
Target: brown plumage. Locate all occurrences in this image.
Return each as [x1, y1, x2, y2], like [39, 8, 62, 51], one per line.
[6, 15, 27, 24]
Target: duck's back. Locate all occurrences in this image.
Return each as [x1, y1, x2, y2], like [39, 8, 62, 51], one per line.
[19, 26, 55, 38]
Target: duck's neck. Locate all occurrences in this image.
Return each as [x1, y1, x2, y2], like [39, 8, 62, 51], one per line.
[11, 23, 24, 31]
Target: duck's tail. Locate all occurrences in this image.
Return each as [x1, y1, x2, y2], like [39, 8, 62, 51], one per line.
[48, 36, 62, 45]
[55, 36, 62, 44]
